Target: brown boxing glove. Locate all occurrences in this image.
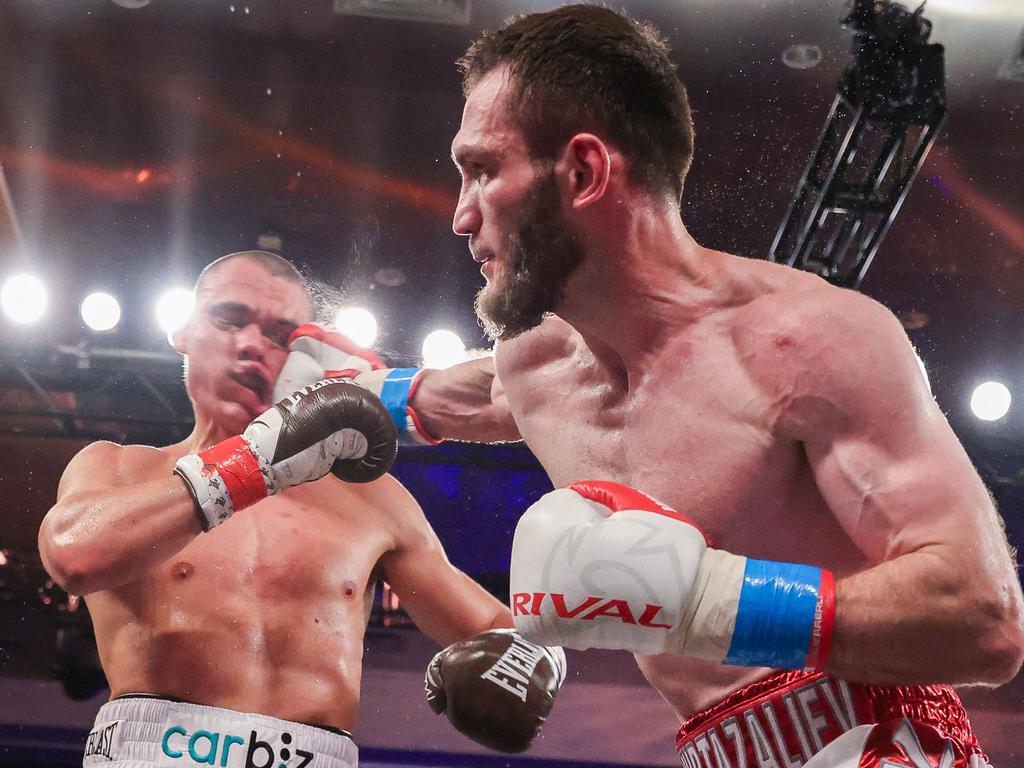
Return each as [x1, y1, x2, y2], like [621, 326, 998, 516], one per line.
[424, 628, 566, 753]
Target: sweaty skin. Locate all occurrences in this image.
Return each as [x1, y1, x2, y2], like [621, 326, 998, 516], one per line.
[413, 64, 1024, 722]
[426, 256, 1024, 719]
[39, 259, 510, 731]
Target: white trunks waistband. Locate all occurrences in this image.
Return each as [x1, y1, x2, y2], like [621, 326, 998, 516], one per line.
[83, 695, 359, 768]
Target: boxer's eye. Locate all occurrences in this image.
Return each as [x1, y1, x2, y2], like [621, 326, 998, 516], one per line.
[213, 314, 246, 330]
[209, 303, 252, 330]
[264, 325, 294, 349]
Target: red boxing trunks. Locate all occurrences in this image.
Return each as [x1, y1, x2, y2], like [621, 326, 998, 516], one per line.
[675, 670, 990, 767]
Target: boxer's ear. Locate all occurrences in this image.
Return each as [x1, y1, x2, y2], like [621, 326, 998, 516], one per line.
[169, 324, 189, 355]
[565, 133, 612, 210]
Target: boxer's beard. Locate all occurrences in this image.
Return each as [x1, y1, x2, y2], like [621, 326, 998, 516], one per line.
[474, 168, 584, 341]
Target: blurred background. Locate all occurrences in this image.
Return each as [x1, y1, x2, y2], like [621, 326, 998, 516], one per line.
[0, 0, 1022, 765]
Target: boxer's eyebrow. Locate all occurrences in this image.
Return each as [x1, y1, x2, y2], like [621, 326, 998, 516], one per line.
[208, 301, 254, 320]
[452, 145, 499, 170]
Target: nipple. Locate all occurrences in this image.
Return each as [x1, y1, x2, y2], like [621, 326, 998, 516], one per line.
[171, 561, 194, 581]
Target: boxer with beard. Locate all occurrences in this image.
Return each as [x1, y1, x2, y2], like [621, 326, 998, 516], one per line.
[473, 163, 583, 342]
[349, 7, 1024, 766]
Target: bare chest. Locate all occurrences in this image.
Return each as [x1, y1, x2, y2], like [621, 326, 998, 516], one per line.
[154, 482, 388, 604]
[502, 342, 812, 550]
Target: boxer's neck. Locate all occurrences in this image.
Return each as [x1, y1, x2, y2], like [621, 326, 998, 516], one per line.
[182, 409, 244, 454]
[558, 200, 722, 386]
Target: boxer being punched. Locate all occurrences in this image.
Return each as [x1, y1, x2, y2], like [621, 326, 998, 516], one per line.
[39, 251, 564, 767]
[366, 6, 1024, 766]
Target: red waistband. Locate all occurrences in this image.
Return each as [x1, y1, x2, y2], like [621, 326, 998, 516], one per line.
[676, 670, 983, 764]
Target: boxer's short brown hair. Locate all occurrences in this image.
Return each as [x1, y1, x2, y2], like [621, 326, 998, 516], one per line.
[459, 4, 695, 200]
[196, 251, 305, 292]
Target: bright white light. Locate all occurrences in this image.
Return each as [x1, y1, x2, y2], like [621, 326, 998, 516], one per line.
[924, 0, 1021, 18]
[422, 329, 466, 369]
[334, 306, 378, 347]
[1, 273, 47, 325]
[970, 381, 1012, 422]
[81, 292, 121, 332]
[156, 288, 195, 334]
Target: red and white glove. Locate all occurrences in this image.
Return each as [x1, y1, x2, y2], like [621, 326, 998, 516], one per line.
[272, 324, 440, 445]
[271, 323, 386, 403]
[510, 481, 835, 671]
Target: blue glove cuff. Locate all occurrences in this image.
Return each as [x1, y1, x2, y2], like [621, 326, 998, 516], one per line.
[724, 559, 827, 670]
[379, 367, 421, 432]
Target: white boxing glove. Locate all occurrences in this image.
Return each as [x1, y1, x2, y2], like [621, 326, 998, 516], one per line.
[272, 323, 441, 446]
[271, 323, 386, 403]
[510, 481, 835, 671]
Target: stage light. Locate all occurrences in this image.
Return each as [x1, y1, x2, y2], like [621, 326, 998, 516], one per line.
[155, 288, 194, 334]
[781, 44, 823, 70]
[422, 329, 466, 369]
[81, 292, 121, 332]
[970, 381, 1011, 422]
[334, 307, 378, 347]
[1, 273, 47, 325]
[923, 0, 1020, 18]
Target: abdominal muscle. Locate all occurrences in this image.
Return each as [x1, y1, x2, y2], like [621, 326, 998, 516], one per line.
[87, 488, 380, 731]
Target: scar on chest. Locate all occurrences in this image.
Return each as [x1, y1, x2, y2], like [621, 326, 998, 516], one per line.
[342, 580, 357, 598]
[171, 561, 194, 581]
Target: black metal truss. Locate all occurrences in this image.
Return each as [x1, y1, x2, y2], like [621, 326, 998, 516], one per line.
[769, 0, 947, 288]
[0, 342, 193, 444]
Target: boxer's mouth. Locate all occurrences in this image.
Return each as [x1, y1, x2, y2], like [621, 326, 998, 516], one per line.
[471, 245, 494, 264]
[230, 369, 270, 404]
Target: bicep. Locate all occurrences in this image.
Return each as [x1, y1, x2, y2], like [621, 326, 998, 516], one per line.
[794, 314, 999, 565]
[805, 404, 996, 564]
[379, 488, 509, 645]
[415, 357, 521, 442]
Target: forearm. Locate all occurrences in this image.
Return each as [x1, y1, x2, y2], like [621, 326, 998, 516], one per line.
[828, 548, 1024, 685]
[39, 476, 202, 595]
[411, 360, 521, 443]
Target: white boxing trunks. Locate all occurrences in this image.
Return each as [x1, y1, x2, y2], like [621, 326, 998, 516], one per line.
[82, 695, 359, 768]
[675, 670, 990, 768]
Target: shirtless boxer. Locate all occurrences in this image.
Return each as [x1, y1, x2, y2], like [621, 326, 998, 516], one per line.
[38, 251, 565, 767]
[345, 6, 1024, 766]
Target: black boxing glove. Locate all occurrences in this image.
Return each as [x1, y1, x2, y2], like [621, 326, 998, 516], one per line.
[175, 378, 398, 530]
[424, 628, 566, 753]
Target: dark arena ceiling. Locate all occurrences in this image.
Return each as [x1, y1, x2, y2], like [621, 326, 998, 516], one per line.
[0, 0, 1023, 761]
[0, 0, 1021, 369]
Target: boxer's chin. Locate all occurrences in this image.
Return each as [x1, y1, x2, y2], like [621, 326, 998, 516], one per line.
[474, 272, 553, 342]
[218, 399, 257, 434]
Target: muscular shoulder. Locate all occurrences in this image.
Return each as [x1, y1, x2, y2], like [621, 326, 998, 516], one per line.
[494, 315, 578, 379]
[335, 473, 436, 548]
[58, 441, 170, 497]
[733, 280, 899, 352]
[730, 283, 919, 436]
